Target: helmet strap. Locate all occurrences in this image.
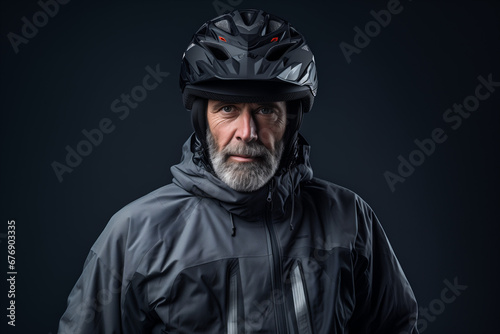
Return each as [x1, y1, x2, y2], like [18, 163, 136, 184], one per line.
[191, 98, 208, 148]
[279, 100, 303, 171]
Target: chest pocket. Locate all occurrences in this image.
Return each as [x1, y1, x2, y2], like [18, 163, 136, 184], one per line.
[164, 258, 244, 334]
[292, 247, 356, 333]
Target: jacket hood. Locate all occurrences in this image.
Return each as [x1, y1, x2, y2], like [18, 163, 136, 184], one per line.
[171, 133, 314, 220]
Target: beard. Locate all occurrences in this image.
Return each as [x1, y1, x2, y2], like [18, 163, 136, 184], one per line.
[206, 130, 284, 192]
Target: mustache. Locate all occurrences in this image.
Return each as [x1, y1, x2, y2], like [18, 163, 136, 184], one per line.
[220, 142, 271, 159]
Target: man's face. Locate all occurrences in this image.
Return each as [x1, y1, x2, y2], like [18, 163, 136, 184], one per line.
[206, 100, 287, 192]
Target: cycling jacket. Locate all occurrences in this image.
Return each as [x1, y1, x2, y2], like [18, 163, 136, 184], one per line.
[58, 134, 419, 334]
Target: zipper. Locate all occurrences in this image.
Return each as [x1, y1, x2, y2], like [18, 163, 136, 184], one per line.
[264, 179, 288, 333]
[290, 262, 313, 334]
[227, 273, 238, 334]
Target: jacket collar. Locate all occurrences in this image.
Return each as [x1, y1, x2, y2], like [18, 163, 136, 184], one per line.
[171, 133, 313, 220]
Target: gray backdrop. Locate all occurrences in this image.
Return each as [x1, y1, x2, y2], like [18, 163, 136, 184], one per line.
[1, 0, 499, 333]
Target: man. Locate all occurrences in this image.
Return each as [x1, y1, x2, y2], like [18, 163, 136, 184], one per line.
[59, 9, 418, 333]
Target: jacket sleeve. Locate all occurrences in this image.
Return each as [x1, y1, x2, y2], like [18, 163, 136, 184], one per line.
[58, 212, 151, 334]
[347, 197, 419, 334]
[58, 250, 124, 334]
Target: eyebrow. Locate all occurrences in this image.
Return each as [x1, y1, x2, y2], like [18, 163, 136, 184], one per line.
[209, 101, 283, 111]
[210, 101, 231, 111]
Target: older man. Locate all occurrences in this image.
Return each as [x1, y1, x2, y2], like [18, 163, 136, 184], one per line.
[59, 9, 418, 334]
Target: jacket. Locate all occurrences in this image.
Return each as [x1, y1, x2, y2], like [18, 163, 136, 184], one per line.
[58, 134, 419, 334]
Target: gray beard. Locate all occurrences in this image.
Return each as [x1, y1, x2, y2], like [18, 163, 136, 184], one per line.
[207, 131, 284, 192]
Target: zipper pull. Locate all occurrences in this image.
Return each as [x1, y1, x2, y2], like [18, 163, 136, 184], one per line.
[267, 179, 274, 203]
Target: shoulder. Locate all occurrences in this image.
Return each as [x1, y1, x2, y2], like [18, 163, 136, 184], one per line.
[302, 177, 379, 250]
[303, 177, 371, 210]
[109, 182, 197, 226]
[90, 183, 200, 265]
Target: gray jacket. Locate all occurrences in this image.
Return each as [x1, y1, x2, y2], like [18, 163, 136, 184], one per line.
[58, 134, 419, 333]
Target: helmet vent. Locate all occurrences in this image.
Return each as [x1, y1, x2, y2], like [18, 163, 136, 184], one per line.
[196, 23, 208, 36]
[265, 43, 295, 61]
[267, 19, 283, 33]
[240, 11, 257, 26]
[206, 44, 230, 61]
[290, 27, 300, 38]
[214, 19, 231, 34]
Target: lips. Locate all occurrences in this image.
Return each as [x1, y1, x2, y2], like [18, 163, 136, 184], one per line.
[228, 155, 259, 162]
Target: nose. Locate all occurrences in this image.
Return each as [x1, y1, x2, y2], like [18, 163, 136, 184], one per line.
[235, 109, 258, 143]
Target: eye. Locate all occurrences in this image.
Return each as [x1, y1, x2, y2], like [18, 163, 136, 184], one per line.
[257, 107, 275, 115]
[221, 105, 234, 113]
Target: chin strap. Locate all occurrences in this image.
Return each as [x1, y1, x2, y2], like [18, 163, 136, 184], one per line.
[191, 98, 214, 170]
[288, 168, 296, 231]
[191, 98, 208, 146]
[279, 100, 304, 172]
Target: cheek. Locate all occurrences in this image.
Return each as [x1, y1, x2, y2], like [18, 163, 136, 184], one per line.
[209, 123, 233, 150]
[258, 124, 285, 151]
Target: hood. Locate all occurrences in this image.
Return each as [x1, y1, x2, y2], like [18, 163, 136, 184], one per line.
[171, 133, 313, 220]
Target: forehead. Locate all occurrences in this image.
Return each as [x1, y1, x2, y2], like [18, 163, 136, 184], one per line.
[207, 100, 286, 110]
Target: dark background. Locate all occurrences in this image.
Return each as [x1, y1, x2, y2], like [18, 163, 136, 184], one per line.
[1, 0, 499, 333]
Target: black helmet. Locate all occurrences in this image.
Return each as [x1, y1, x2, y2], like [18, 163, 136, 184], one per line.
[179, 9, 318, 170]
